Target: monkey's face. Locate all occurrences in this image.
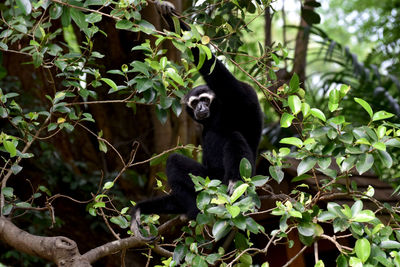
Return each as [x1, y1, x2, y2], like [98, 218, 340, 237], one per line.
[186, 91, 215, 121]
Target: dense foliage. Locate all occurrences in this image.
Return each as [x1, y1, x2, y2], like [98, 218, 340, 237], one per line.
[0, 0, 399, 266]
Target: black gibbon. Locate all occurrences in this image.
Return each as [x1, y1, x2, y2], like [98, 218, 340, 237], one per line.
[130, 1, 263, 237]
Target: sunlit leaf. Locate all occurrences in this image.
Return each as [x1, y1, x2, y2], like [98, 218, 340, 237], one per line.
[310, 108, 326, 122]
[288, 95, 301, 115]
[280, 137, 303, 148]
[297, 157, 317, 176]
[280, 112, 295, 128]
[230, 184, 248, 203]
[355, 238, 370, 263]
[372, 111, 394, 121]
[16, 0, 32, 15]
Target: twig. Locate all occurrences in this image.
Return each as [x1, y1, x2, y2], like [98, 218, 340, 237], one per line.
[320, 234, 352, 254]
[282, 245, 307, 267]
[314, 241, 319, 264]
[1, 115, 51, 215]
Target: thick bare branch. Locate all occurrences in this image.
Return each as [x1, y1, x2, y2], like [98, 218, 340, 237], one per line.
[0, 217, 90, 266]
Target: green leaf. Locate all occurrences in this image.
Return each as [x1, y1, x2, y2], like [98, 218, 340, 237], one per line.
[0, 42, 8, 50]
[318, 211, 336, 222]
[103, 181, 114, 190]
[239, 158, 252, 178]
[70, 8, 88, 30]
[352, 210, 375, 222]
[16, 0, 32, 15]
[380, 240, 400, 249]
[349, 257, 362, 267]
[50, 4, 63, 19]
[338, 132, 353, 144]
[377, 150, 393, 168]
[2, 187, 14, 198]
[116, 19, 133, 29]
[3, 140, 17, 157]
[226, 205, 240, 218]
[279, 147, 291, 157]
[101, 78, 118, 91]
[329, 89, 340, 112]
[110, 215, 129, 229]
[230, 184, 248, 203]
[137, 19, 156, 34]
[354, 98, 373, 118]
[280, 112, 295, 128]
[297, 157, 317, 176]
[298, 222, 315, 237]
[351, 200, 363, 217]
[291, 174, 312, 182]
[356, 154, 374, 175]
[196, 191, 211, 210]
[377, 125, 386, 139]
[212, 220, 230, 241]
[193, 255, 208, 267]
[372, 111, 394, 121]
[310, 108, 326, 122]
[239, 253, 253, 265]
[386, 138, 400, 148]
[355, 138, 371, 145]
[301, 102, 311, 118]
[0, 29, 13, 38]
[98, 139, 107, 153]
[372, 142, 386, 151]
[32, 52, 43, 68]
[289, 73, 299, 93]
[288, 95, 301, 115]
[166, 68, 184, 86]
[269, 166, 284, 183]
[336, 255, 348, 267]
[39, 185, 52, 196]
[11, 164, 22, 175]
[85, 13, 102, 24]
[93, 202, 105, 208]
[318, 157, 331, 169]
[16, 202, 31, 208]
[315, 260, 325, 267]
[355, 238, 371, 263]
[251, 175, 269, 187]
[280, 137, 303, 148]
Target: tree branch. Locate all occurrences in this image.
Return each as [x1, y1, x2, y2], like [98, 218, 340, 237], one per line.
[0, 217, 90, 266]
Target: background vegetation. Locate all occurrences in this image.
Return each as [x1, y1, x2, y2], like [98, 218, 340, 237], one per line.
[0, 0, 399, 266]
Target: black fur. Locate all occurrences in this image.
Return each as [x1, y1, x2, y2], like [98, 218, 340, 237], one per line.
[131, 3, 263, 223]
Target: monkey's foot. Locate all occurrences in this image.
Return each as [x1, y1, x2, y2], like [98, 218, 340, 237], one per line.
[130, 209, 157, 241]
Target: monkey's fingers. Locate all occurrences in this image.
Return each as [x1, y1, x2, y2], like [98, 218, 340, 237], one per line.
[227, 179, 237, 195]
[155, 0, 177, 16]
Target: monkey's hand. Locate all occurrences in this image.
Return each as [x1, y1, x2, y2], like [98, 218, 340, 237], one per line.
[154, 0, 177, 16]
[227, 179, 238, 195]
[130, 208, 156, 241]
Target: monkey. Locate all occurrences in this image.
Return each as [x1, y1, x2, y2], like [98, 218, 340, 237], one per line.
[130, 1, 263, 238]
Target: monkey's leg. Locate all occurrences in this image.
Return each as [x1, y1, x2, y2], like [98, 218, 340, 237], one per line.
[130, 195, 185, 240]
[166, 153, 208, 219]
[223, 132, 255, 187]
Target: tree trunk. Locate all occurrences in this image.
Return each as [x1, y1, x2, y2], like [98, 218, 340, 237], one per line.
[292, 0, 314, 85]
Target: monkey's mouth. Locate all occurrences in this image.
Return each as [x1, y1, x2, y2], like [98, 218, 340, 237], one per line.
[195, 111, 210, 120]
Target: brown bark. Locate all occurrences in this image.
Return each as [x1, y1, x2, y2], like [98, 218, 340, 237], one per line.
[0, 214, 187, 266]
[0, 217, 90, 266]
[292, 0, 314, 84]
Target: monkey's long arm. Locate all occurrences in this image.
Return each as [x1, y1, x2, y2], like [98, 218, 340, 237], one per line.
[156, 1, 249, 100]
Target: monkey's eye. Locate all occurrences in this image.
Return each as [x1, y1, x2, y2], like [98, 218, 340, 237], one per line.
[190, 99, 199, 108]
[200, 97, 210, 104]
